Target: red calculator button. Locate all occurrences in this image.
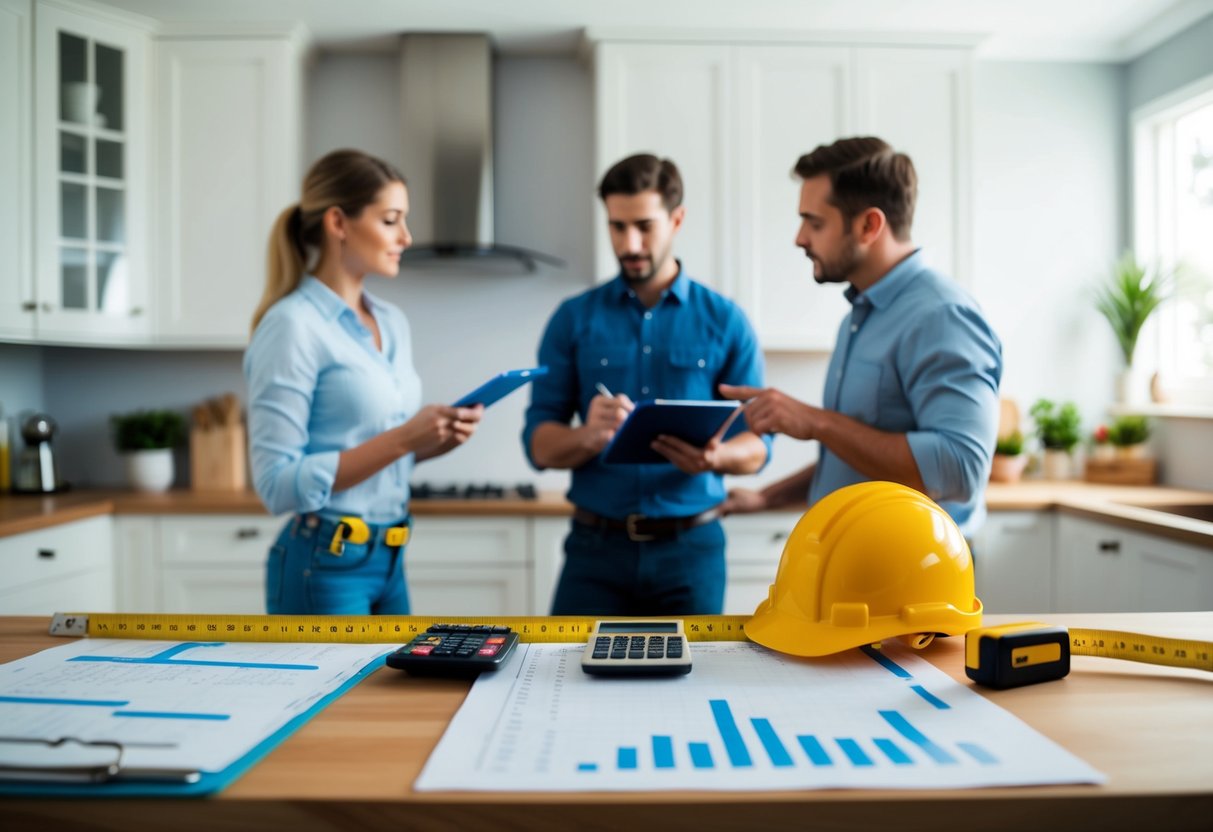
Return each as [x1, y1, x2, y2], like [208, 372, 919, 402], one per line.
[411, 645, 435, 655]
[486, 636, 505, 645]
[477, 646, 500, 656]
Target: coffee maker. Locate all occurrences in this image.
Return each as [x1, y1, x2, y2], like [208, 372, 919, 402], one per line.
[14, 413, 67, 493]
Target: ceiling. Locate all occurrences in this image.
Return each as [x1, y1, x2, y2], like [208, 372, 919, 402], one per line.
[98, 0, 1212, 60]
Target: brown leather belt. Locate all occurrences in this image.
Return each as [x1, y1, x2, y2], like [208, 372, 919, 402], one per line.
[572, 506, 723, 542]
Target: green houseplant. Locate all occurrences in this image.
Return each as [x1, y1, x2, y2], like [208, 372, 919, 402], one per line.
[989, 430, 1027, 483]
[1108, 415, 1151, 458]
[111, 409, 185, 492]
[1094, 252, 1174, 403]
[1030, 399, 1081, 479]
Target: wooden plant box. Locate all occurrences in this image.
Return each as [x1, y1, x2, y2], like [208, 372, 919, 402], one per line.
[1084, 457, 1157, 485]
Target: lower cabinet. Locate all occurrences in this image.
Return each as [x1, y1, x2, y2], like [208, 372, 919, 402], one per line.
[1054, 514, 1213, 613]
[0, 515, 114, 615]
[721, 513, 798, 615]
[406, 516, 531, 616]
[972, 511, 1055, 614]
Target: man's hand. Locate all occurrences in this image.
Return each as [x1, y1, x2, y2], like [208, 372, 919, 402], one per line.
[582, 392, 634, 454]
[650, 433, 722, 475]
[719, 383, 819, 441]
[721, 487, 768, 515]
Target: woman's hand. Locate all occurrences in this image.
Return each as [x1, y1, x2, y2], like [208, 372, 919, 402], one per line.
[401, 403, 484, 460]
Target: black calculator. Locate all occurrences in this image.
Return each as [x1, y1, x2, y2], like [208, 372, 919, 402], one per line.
[386, 624, 519, 677]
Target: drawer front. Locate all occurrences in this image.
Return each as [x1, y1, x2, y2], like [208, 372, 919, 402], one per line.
[407, 517, 529, 566]
[159, 515, 288, 566]
[0, 515, 112, 589]
[0, 567, 115, 615]
[723, 514, 798, 566]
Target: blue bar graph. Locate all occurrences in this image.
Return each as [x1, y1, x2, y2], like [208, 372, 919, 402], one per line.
[836, 738, 874, 766]
[751, 718, 793, 767]
[879, 710, 957, 764]
[688, 742, 714, 769]
[652, 736, 675, 768]
[910, 685, 951, 710]
[587, 701, 989, 774]
[710, 699, 753, 767]
[797, 735, 833, 766]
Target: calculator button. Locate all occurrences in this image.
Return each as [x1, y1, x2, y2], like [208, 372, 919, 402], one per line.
[433, 648, 455, 656]
[477, 646, 500, 656]
[471, 625, 492, 634]
[410, 645, 435, 656]
[491, 626, 511, 634]
[486, 636, 505, 645]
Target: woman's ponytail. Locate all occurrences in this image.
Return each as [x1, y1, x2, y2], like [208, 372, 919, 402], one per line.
[250, 204, 307, 334]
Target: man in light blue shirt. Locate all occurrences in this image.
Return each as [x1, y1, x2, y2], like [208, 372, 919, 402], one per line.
[723, 137, 1001, 538]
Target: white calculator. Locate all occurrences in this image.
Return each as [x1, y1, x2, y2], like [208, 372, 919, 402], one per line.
[581, 620, 692, 677]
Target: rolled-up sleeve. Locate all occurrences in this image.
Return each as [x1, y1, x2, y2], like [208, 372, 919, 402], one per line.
[902, 304, 1002, 504]
[244, 314, 340, 515]
[522, 301, 579, 470]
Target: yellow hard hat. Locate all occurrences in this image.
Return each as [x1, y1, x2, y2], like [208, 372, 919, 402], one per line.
[746, 481, 983, 657]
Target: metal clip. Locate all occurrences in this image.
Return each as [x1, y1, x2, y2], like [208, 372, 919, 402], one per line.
[328, 516, 370, 556]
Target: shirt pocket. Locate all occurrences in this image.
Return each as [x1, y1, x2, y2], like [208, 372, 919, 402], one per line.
[577, 344, 633, 397]
[665, 345, 725, 399]
[841, 359, 882, 424]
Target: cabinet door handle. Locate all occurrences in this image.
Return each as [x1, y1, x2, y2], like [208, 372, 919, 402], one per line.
[1098, 540, 1121, 554]
[130, 306, 144, 317]
[38, 549, 56, 559]
[41, 302, 55, 313]
[235, 528, 261, 540]
[22, 301, 37, 312]
[770, 532, 788, 543]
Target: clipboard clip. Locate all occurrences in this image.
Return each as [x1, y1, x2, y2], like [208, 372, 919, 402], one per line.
[0, 736, 201, 784]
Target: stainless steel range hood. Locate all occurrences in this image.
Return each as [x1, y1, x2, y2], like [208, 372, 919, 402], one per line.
[397, 33, 562, 272]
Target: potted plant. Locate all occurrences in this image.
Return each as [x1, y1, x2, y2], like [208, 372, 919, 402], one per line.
[1094, 252, 1174, 404]
[1108, 414, 1151, 459]
[111, 409, 186, 492]
[989, 430, 1027, 483]
[1029, 399, 1081, 479]
[1090, 424, 1115, 461]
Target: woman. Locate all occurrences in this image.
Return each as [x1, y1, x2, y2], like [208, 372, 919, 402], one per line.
[244, 148, 482, 615]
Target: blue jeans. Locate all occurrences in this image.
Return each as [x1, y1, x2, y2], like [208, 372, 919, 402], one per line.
[265, 514, 411, 615]
[550, 518, 726, 616]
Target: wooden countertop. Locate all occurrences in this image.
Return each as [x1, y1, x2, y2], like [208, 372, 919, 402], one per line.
[0, 612, 1209, 831]
[2, 481, 1211, 545]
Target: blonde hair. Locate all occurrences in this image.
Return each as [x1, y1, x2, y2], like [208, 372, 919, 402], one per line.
[251, 149, 406, 334]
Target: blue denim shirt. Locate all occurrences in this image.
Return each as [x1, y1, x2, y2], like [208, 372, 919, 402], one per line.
[810, 250, 1002, 537]
[523, 266, 771, 518]
[244, 277, 422, 524]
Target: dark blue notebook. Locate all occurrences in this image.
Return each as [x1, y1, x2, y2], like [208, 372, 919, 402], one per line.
[453, 367, 548, 408]
[601, 399, 748, 464]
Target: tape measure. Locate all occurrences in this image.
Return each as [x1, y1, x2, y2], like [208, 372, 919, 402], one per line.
[48, 612, 751, 644]
[965, 621, 1213, 689]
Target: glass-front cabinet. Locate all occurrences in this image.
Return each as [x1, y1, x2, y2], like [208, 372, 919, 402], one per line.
[34, 2, 148, 342]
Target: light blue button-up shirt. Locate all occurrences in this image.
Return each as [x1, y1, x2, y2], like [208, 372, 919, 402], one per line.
[810, 250, 1002, 537]
[243, 277, 422, 524]
[523, 266, 771, 518]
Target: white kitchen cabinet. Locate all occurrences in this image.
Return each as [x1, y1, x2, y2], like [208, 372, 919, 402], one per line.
[1055, 514, 1213, 613]
[32, 0, 152, 344]
[972, 511, 1055, 613]
[153, 30, 305, 346]
[721, 512, 798, 615]
[406, 516, 531, 615]
[0, 514, 114, 614]
[157, 514, 286, 613]
[0, 0, 34, 341]
[592, 37, 972, 350]
[531, 516, 570, 615]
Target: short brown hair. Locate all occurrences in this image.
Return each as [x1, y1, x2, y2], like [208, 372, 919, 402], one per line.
[598, 154, 683, 212]
[794, 137, 916, 241]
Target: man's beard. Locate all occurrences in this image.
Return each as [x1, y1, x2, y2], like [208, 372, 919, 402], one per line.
[618, 242, 672, 285]
[810, 233, 861, 285]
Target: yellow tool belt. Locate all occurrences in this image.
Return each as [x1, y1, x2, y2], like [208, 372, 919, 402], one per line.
[328, 515, 410, 555]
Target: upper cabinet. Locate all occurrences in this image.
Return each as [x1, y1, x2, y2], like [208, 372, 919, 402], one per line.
[0, 0, 34, 341]
[32, 0, 152, 344]
[591, 36, 973, 351]
[153, 30, 305, 347]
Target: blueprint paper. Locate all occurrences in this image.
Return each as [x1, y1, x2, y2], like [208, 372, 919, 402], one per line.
[415, 641, 1105, 791]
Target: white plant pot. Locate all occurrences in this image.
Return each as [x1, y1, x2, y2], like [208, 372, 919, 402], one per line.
[125, 448, 174, 493]
[1042, 449, 1072, 480]
[1115, 364, 1146, 406]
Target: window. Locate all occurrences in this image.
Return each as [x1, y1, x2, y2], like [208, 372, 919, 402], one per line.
[1133, 75, 1213, 406]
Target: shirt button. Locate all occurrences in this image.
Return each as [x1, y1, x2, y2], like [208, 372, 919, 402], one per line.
[641, 386, 650, 395]
[850, 324, 858, 332]
[600, 358, 609, 366]
[643, 345, 652, 354]
[644, 312, 652, 320]
[697, 359, 706, 368]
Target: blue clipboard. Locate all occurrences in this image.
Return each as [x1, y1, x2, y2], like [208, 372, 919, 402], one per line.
[601, 399, 748, 464]
[0, 654, 387, 798]
[452, 367, 549, 408]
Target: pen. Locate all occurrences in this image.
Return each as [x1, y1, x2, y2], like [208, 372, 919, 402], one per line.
[595, 382, 612, 398]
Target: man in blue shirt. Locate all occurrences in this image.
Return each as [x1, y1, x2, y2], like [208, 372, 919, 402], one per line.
[524, 154, 771, 615]
[723, 137, 1001, 539]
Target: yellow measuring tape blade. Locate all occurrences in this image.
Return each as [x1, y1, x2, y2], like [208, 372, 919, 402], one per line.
[1068, 627, 1213, 673]
[50, 612, 752, 644]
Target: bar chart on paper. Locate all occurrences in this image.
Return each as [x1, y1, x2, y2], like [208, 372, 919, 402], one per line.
[414, 642, 1105, 791]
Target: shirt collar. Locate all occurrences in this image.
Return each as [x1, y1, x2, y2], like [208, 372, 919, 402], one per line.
[299, 275, 383, 322]
[844, 249, 925, 309]
[609, 259, 690, 305]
